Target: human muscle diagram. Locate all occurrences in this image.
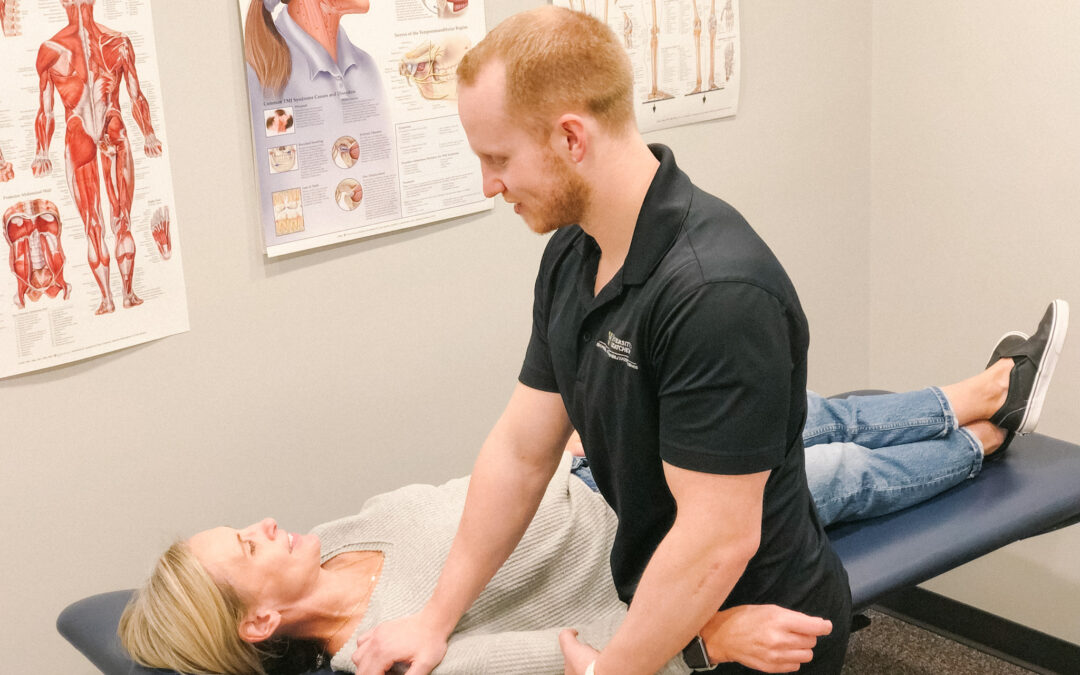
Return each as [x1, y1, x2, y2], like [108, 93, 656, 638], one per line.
[554, 0, 740, 133]
[238, 0, 491, 257]
[0, 0, 189, 379]
[33, 0, 163, 313]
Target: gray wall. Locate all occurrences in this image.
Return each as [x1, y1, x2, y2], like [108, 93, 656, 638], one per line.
[17, 1, 1080, 671]
[869, 0, 1080, 643]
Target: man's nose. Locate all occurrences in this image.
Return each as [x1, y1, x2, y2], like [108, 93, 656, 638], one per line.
[481, 170, 504, 199]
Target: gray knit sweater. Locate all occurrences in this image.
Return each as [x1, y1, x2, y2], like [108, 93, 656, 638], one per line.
[318, 454, 689, 674]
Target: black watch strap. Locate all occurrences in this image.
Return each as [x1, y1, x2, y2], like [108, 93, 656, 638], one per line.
[681, 635, 716, 671]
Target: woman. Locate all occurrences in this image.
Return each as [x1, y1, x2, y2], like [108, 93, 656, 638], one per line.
[245, 0, 381, 100]
[119, 306, 1067, 675]
[243, 0, 398, 246]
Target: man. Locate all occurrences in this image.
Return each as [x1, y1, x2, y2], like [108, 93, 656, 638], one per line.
[353, 7, 849, 674]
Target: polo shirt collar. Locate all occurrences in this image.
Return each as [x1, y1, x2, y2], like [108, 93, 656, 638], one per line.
[621, 144, 693, 286]
[276, 9, 362, 81]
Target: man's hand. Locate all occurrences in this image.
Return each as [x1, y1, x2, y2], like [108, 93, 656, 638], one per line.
[558, 629, 599, 675]
[352, 612, 449, 675]
[700, 604, 832, 673]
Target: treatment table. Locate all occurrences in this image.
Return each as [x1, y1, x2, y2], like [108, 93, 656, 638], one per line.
[58, 394, 1080, 674]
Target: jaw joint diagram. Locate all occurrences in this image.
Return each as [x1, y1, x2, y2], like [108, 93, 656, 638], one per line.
[399, 34, 471, 101]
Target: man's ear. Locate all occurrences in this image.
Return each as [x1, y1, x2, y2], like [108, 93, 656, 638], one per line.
[238, 608, 282, 644]
[554, 114, 588, 163]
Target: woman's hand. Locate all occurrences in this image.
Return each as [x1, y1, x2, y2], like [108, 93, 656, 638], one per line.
[700, 604, 832, 673]
[352, 612, 449, 675]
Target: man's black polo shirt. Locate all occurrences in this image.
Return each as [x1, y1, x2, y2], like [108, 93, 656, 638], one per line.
[519, 145, 849, 664]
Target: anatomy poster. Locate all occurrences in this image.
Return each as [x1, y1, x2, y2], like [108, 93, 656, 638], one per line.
[237, 0, 492, 257]
[555, 0, 741, 133]
[0, 0, 189, 379]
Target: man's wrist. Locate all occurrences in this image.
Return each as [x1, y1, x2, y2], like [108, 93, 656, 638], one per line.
[418, 604, 457, 641]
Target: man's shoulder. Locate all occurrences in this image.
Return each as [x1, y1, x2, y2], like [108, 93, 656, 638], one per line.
[646, 188, 804, 324]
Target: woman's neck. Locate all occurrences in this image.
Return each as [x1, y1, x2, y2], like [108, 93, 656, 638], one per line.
[283, 551, 384, 656]
[288, 0, 344, 63]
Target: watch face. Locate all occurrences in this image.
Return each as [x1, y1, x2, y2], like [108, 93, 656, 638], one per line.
[682, 636, 711, 669]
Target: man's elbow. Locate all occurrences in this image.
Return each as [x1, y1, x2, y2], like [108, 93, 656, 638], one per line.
[703, 526, 760, 585]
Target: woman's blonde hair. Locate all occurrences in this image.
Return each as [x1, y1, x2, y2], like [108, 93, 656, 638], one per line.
[118, 540, 268, 675]
[244, 0, 292, 97]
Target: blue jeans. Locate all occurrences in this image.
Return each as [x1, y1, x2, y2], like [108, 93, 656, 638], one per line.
[570, 387, 984, 527]
[803, 388, 982, 526]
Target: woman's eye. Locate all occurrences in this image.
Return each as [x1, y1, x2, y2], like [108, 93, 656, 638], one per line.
[249, 541, 256, 555]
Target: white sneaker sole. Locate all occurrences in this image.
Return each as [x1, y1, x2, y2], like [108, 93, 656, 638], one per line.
[1017, 299, 1070, 434]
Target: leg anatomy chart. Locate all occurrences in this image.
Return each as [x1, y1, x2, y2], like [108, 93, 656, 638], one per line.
[238, 0, 492, 257]
[0, 0, 188, 379]
[554, 0, 740, 133]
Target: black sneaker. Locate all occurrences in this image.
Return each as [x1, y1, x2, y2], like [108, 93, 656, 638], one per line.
[985, 331, 1028, 369]
[989, 300, 1070, 435]
[983, 332, 1028, 459]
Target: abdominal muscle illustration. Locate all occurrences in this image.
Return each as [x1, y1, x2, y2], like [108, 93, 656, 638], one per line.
[400, 34, 470, 101]
[32, 0, 164, 315]
[4, 199, 71, 309]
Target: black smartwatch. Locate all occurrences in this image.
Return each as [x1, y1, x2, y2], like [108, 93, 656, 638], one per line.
[682, 635, 716, 671]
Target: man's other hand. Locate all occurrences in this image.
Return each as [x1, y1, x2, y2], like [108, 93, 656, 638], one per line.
[352, 612, 449, 675]
[701, 604, 832, 673]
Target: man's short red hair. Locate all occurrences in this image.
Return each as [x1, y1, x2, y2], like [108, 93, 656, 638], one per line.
[457, 6, 635, 138]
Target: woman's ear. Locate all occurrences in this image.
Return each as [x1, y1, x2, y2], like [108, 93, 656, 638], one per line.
[238, 608, 282, 644]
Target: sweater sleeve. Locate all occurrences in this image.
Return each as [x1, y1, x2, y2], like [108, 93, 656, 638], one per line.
[432, 611, 691, 675]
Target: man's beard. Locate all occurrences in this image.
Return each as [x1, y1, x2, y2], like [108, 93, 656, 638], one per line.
[526, 148, 592, 235]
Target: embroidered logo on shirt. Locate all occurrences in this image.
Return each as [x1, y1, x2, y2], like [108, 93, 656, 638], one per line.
[596, 331, 639, 369]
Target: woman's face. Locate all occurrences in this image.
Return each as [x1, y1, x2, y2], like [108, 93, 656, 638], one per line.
[188, 518, 322, 612]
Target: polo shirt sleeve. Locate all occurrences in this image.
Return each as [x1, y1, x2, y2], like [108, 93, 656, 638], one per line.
[654, 281, 794, 475]
[518, 262, 560, 394]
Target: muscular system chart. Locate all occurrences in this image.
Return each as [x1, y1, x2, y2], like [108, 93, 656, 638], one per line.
[553, 0, 740, 133]
[238, 0, 492, 257]
[0, 0, 188, 379]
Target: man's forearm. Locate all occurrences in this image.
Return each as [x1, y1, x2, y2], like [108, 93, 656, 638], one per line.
[423, 432, 563, 635]
[595, 512, 759, 674]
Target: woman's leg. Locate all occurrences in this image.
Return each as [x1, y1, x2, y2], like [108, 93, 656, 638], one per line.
[806, 430, 984, 527]
[803, 388, 956, 450]
[803, 359, 1011, 450]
